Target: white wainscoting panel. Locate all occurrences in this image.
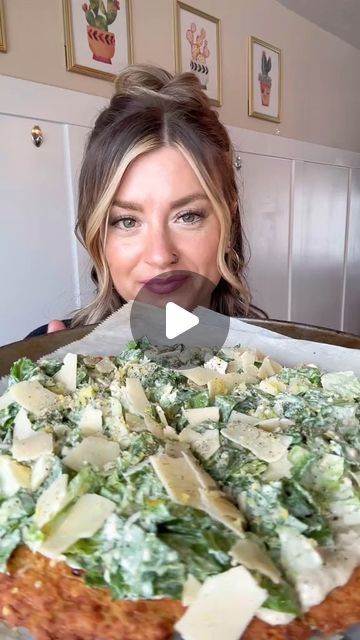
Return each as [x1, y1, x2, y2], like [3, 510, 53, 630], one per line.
[0, 115, 79, 345]
[240, 153, 292, 320]
[66, 125, 95, 310]
[291, 162, 349, 331]
[343, 168, 360, 334]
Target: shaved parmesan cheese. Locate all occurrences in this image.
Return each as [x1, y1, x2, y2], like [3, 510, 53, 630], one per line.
[240, 351, 260, 378]
[179, 427, 220, 460]
[165, 441, 187, 458]
[182, 451, 217, 490]
[79, 406, 103, 436]
[183, 406, 219, 426]
[221, 347, 246, 359]
[11, 381, 58, 415]
[12, 432, 53, 461]
[151, 451, 243, 536]
[150, 452, 201, 509]
[163, 425, 179, 440]
[182, 575, 201, 606]
[95, 357, 115, 374]
[40, 493, 115, 558]
[228, 413, 295, 434]
[207, 373, 245, 399]
[257, 418, 295, 433]
[143, 414, 164, 439]
[125, 412, 145, 431]
[156, 405, 169, 427]
[126, 378, 150, 415]
[175, 566, 267, 640]
[229, 411, 259, 426]
[181, 367, 219, 386]
[207, 377, 227, 398]
[262, 453, 292, 482]
[225, 361, 240, 374]
[0, 455, 31, 497]
[221, 423, 289, 463]
[258, 376, 287, 396]
[258, 356, 283, 380]
[63, 436, 120, 471]
[31, 455, 53, 491]
[13, 408, 35, 440]
[54, 353, 77, 393]
[230, 539, 281, 583]
[0, 391, 13, 411]
[35, 474, 69, 527]
[199, 489, 244, 535]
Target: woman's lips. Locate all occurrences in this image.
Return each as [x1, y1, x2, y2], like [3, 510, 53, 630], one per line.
[143, 275, 189, 295]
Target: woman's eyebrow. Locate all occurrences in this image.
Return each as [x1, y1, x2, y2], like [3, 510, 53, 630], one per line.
[111, 192, 209, 212]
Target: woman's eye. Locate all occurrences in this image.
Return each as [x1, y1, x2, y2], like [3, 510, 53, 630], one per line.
[112, 217, 137, 230]
[177, 211, 204, 225]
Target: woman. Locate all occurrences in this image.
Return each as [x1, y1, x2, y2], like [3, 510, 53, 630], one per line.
[28, 64, 264, 338]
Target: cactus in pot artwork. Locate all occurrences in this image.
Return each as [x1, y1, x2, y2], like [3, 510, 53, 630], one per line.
[258, 51, 272, 107]
[82, 1, 121, 65]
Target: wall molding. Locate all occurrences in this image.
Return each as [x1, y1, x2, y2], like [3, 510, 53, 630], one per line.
[0, 74, 108, 128]
[1, 74, 360, 167]
[228, 126, 360, 169]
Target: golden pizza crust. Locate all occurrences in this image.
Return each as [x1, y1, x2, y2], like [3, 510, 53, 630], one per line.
[1, 546, 360, 640]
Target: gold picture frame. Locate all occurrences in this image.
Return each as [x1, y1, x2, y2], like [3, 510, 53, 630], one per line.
[248, 36, 281, 123]
[62, 0, 133, 81]
[0, 0, 7, 53]
[174, 1, 222, 107]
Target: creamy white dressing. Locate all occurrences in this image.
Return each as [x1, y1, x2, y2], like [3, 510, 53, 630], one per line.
[295, 528, 360, 610]
[256, 608, 296, 625]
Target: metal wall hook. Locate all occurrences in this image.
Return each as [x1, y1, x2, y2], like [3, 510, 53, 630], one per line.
[31, 125, 43, 148]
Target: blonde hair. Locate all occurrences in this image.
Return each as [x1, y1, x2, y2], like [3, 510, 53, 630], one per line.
[71, 64, 264, 327]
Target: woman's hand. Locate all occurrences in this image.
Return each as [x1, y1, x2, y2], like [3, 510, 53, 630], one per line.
[47, 320, 66, 333]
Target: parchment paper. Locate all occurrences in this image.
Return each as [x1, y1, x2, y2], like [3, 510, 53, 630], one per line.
[1, 302, 360, 396]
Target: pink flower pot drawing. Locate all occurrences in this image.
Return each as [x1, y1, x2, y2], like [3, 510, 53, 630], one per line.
[87, 25, 115, 64]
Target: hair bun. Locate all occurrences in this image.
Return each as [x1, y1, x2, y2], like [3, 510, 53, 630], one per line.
[114, 64, 211, 109]
[114, 64, 173, 96]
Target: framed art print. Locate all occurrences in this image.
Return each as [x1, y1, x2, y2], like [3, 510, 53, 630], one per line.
[63, 0, 133, 81]
[248, 36, 281, 122]
[0, 0, 7, 53]
[175, 1, 222, 106]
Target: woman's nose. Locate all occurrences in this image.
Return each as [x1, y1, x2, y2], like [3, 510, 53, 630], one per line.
[143, 229, 178, 270]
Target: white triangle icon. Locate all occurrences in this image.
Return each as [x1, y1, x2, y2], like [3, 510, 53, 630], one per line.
[166, 302, 199, 340]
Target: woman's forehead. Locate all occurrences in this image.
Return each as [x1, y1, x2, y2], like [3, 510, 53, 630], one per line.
[115, 147, 207, 203]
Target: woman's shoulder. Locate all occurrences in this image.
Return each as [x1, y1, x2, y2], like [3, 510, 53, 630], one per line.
[25, 319, 72, 339]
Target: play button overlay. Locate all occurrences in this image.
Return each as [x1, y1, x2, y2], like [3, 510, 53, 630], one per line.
[129, 270, 230, 369]
[166, 302, 199, 339]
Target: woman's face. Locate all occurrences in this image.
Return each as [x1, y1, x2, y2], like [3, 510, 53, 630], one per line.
[105, 146, 222, 310]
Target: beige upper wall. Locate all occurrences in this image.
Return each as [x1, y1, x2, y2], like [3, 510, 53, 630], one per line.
[1, 0, 359, 152]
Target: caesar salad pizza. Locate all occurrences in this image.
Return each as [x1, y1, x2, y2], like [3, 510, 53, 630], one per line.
[0, 339, 360, 640]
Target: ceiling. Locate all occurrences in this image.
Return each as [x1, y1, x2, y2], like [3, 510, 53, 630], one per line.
[275, 0, 360, 50]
